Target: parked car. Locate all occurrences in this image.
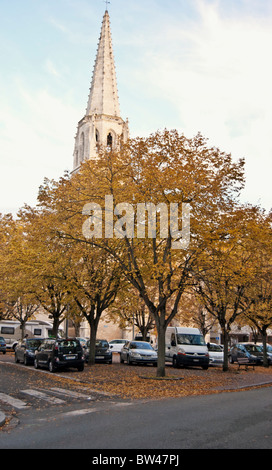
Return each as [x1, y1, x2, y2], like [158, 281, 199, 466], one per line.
[229, 342, 266, 365]
[76, 337, 88, 349]
[207, 342, 224, 366]
[15, 338, 44, 365]
[109, 339, 127, 353]
[0, 336, 6, 354]
[120, 341, 157, 366]
[85, 339, 112, 364]
[256, 343, 272, 361]
[75, 337, 88, 358]
[265, 344, 272, 358]
[34, 338, 85, 372]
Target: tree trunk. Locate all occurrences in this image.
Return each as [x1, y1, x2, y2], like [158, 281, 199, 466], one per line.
[21, 321, 26, 340]
[52, 316, 61, 338]
[261, 330, 269, 368]
[156, 323, 166, 377]
[87, 320, 99, 366]
[222, 328, 229, 372]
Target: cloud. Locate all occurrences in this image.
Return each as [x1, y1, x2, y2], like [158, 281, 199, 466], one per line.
[136, 0, 272, 209]
[45, 59, 61, 77]
[0, 83, 78, 214]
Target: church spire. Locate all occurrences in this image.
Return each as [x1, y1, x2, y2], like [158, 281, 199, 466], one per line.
[86, 10, 120, 117]
[72, 10, 129, 172]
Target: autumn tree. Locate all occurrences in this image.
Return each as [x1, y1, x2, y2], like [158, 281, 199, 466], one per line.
[18, 206, 72, 337]
[107, 282, 156, 341]
[193, 205, 271, 371]
[38, 129, 245, 377]
[175, 293, 217, 339]
[63, 241, 122, 365]
[239, 209, 272, 367]
[0, 213, 39, 338]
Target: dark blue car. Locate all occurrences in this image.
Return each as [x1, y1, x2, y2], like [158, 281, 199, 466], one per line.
[0, 336, 6, 354]
[15, 338, 44, 365]
[229, 342, 270, 365]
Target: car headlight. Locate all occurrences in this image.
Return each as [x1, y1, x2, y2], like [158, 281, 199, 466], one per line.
[177, 348, 186, 356]
[26, 350, 35, 356]
[130, 351, 141, 358]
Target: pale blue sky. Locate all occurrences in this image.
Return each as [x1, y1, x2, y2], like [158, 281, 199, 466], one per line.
[0, 0, 271, 214]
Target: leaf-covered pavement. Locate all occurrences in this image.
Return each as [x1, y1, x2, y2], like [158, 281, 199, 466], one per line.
[61, 362, 272, 400]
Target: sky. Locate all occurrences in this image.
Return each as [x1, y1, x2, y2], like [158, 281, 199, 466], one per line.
[0, 0, 271, 215]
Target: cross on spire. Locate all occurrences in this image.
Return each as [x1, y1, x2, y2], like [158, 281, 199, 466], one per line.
[104, 0, 110, 11]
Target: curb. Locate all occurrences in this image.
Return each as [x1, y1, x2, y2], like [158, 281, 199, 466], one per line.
[0, 411, 6, 427]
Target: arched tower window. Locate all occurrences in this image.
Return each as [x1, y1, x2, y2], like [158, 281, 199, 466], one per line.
[75, 150, 79, 167]
[107, 132, 113, 148]
[80, 132, 85, 161]
[96, 129, 100, 143]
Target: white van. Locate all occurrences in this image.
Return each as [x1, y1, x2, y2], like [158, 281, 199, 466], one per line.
[0, 320, 62, 350]
[165, 327, 209, 369]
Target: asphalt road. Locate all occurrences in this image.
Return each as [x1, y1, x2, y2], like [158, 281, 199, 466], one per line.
[1, 355, 272, 450]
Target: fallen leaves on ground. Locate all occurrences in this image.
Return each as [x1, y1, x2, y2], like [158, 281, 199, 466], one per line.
[56, 361, 272, 400]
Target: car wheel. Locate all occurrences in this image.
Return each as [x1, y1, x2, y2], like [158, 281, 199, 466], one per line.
[173, 356, 180, 368]
[34, 358, 39, 369]
[48, 360, 56, 373]
[120, 356, 124, 363]
[77, 364, 84, 372]
[24, 355, 29, 366]
[127, 356, 132, 365]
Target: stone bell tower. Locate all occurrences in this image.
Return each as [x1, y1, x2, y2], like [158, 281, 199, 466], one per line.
[72, 9, 129, 171]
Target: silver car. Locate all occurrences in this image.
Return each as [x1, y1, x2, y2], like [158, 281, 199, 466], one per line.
[120, 341, 157, 366]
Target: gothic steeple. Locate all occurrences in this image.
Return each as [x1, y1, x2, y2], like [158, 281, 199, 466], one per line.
[86, 10, 120, 117]
[73, 10, 129, 171]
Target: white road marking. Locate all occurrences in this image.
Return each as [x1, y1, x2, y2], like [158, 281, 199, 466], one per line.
[61, 408, 99, 417]
[0, 392, 30, 409]
[49, 387, 93, 400]
[20, 389, 65, 405]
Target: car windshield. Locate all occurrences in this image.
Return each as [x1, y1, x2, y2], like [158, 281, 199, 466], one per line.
[130, 342, 153, 350]
[244, 344, 262, 353]
[177, 334, 205, 346]
[110, 340, 126, 344]
[0, 337, 5, 341]
[96, 340, 109, 348]
[27, 339, 42, 348]
[57, 340, 80, 352]
[208, 344, 222, 352]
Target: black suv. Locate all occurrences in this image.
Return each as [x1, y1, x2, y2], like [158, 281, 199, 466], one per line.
[85, 339, 112, 363]
[34, 338, 85, 372]
[15, 338, 44, 365]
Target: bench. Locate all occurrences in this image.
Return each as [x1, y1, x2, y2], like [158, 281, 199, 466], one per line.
[237, 357, 255, 371]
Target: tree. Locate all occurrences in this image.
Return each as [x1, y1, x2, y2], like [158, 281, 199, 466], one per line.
[64, 242, 122, 365]
[193, 205, 271, 371]
[239, 209, 272, 366]
[0, 213, 39, 338]
[18, 206, 71, 337]
[107, 283, 156, 341]
[37, 129, 245, 377]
